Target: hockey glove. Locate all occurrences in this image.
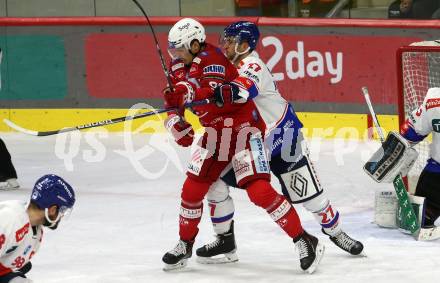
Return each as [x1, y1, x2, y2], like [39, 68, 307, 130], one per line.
[213, 82, 241, 108]
[163, 81, 195, 110]
[214, 76, 255, 108]
[164, 113, 194, 147]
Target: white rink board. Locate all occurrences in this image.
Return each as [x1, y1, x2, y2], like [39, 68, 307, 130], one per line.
[1, 133, 439, 283]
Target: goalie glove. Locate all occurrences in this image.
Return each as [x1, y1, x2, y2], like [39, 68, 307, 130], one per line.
[364, 131, 418, 183]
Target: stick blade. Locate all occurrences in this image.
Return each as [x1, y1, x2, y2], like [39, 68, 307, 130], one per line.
[3, 119, 39, 136]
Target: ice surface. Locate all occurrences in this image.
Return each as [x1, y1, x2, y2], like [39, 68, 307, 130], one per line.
[1, 133, 439, 283]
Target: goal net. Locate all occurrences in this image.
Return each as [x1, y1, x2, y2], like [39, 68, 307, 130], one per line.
[397, 44, 440, 193]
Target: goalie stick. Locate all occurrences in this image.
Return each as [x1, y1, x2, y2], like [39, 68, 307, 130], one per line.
[3, 99, 210, 136]
[362, 86, 419, 235]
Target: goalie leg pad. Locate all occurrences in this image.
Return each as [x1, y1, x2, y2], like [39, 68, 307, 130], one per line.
[374, 189, 398, 228]
[374, 189, 427, 231]
[364, 131, 418, 183]
[207, 179, 235, 234]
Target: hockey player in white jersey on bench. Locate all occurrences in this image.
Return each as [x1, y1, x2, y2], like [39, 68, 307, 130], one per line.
[366, 87, 440, 230]
[195, 21, 364, 264]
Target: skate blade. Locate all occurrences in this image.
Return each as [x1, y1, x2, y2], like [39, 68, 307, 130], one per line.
[0, 184, 19, 191]
[0, 187, 19, 191]
[306, 242, 325, 274]
[196, 252, 238, 264]
[357, 251, 367, 257]
[163, 259, 188, 271]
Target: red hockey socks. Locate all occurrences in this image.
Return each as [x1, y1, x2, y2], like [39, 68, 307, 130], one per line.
[179, 177, 211, 241]
[179, 201, 203, 241]
[246, 179, 304, 238]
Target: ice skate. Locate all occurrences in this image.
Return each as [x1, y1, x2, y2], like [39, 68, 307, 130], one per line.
[162, 239, 193, 271]
[294, 231, 325, 274]
[323, 229, 364, 255]
[196, 221, 238, 264]
[0, 178, 19, 191]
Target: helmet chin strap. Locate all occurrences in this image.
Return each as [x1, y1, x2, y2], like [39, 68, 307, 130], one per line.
[232, 43, 250, 64]
[44, 208, 61, 228]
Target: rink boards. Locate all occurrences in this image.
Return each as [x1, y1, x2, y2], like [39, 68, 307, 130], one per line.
[0, 17, 438, 138]
[0, 109, 398, 139]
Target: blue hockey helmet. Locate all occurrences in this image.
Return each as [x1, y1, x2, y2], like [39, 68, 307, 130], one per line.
[31, 174, 75, 227]
[223, 21, 260, 51]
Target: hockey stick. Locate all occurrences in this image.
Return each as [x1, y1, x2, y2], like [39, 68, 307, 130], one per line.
[3, 99, 210, 136]
[362, 86, 419, 234]
[131, 0, 174, 90]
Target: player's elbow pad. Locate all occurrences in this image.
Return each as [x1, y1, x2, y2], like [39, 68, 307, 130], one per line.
[364, 131, 419, 183]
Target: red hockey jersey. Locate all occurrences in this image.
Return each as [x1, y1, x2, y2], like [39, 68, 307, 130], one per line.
[168, 43, 263, 131]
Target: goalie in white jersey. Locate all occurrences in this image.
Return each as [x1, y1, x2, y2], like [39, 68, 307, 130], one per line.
[400, 87, 440, 226]
[195, 21, 364, 263]
[0, 174, 75, 283]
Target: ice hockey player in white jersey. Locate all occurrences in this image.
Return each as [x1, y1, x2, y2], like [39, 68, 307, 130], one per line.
[400, 87, 440, 227]
[195, 21, 364, 264]
[0, 174, 75, 283]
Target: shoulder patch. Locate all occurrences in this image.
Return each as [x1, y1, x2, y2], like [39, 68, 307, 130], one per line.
[193, 57, 202, 64]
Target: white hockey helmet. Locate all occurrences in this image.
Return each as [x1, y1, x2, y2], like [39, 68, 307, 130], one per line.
[168, 18, 206, 58]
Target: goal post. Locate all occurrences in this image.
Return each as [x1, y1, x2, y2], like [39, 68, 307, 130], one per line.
[396, 44, 440, 194]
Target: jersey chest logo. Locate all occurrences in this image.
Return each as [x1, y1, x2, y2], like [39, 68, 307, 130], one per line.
[15, 223, 30, 242]
[203, 64, 225, 76]
[432, 119, 440, 133]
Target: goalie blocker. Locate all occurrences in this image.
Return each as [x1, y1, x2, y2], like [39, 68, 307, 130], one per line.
[364, 131, 418, 183]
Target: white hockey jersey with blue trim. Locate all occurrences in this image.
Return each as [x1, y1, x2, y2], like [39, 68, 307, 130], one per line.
[0, 201, 42, 276]
[402, 87, 440, 172]
[237, 51, 303, 156]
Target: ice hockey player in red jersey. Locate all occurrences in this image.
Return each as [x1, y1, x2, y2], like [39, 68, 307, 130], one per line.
[0, 174, 75, 283]
[161, 18, 324, 273]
